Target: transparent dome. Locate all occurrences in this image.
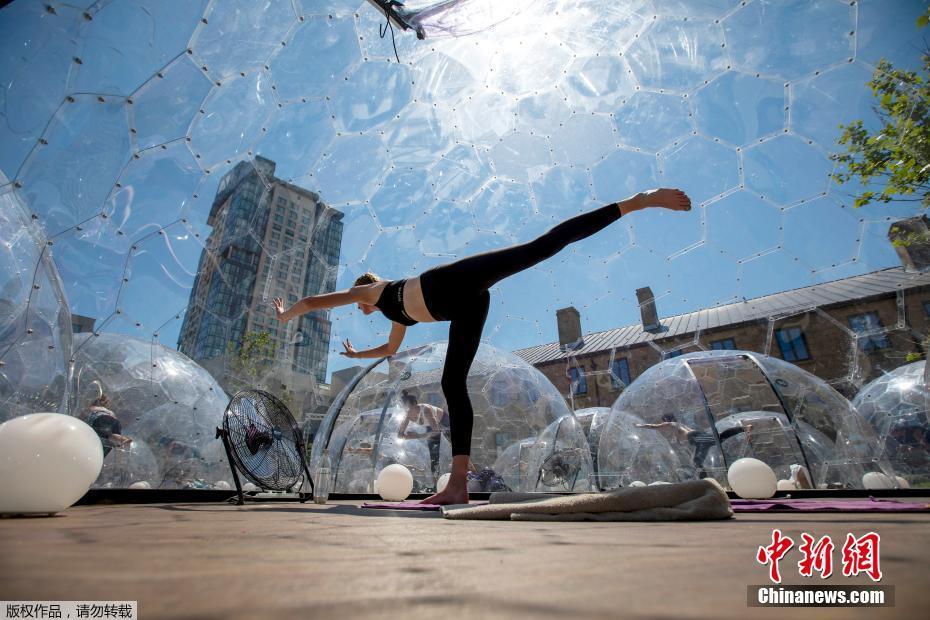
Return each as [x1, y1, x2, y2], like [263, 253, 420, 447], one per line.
[597, 350, 897, 490]
[95, 438, 160, 489]
[572, 406, 611, 487]
[72, 332, 232, 489]
[0, 1, 926, 424]
[0, 174, 72, 422]
[852, 361, 930, 486]
[311, 341, 594, 493]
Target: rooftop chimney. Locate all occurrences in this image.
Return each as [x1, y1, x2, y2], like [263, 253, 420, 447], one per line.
[637, 286, 661, 333]
[556, 306, 583, 350]
[889, 215, 930, 272]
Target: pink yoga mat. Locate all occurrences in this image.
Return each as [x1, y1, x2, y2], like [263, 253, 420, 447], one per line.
[731, 498, 930, 512]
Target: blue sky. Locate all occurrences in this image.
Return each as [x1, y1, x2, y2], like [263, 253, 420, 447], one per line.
[0, 0, 927, 385]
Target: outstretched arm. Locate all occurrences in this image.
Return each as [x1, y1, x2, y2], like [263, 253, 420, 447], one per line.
[273, 287, 369, 323]
[341, 322, 408, 359]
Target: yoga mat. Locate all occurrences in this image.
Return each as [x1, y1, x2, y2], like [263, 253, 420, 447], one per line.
[362, 500, 489, 511]
[731, 498, 930, 513]
[362, 501, 443, 511]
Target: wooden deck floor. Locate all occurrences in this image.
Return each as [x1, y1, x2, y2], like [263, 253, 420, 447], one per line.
[1, 500, 929, 619]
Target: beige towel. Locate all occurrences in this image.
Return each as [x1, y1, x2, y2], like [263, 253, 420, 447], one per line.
[441, 480, 733, 521]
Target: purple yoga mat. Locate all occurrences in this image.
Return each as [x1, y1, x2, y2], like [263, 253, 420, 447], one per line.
[362, 500, 489, 511]
[362, 501, 443, 511]
[731, 498, 930, 512]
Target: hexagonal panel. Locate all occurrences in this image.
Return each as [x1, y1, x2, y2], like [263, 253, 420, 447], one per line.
[188, 72, 276, 171]
[17, 95, 132, 233]
[662, 136, 739, 205]
[724, 0, 853, 80]
[471, 179, 536, 241]
[267, 15, 361, 102]
[192, 0, 298, 81]
[743, 134, 832, 205]
[591, 149, 662, 204]
[704, 190, 782, 261]
[368, 167, 432, 228]
[560, 55, 636, 114]
[331, 61, 413, 133]
[691, 71, 785, 146]
[415, 199, 478, 256]
[131, 56, 214, 151]
[0, 2, 82, 178]
[550, 114, 616, 167]
[490, 132, 551, 183]
[783, 196, 861, 272]
[791, 62, 878, 149]
[72, 0, 206, 95]
[626, 18, 728, 93]
[311, 133, 388, 205]
[613, 91, 693, 152]
[250, 98, 335, 182]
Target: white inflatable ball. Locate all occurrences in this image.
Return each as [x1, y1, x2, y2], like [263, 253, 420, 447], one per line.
[214, 481, 231, 490]
[129, 481, 151, 489]
[862, 472, 895, 490]
[0, 413, 103, 515]
[629, 481, 647, 487]
[436, 472, 451, 493]
[776, 479, 797, 491]
[894, 476, 910, 489]
[728, 458, 777, 499]
[377, 464, 414, 501]
[648, 481, 670, 486]
[242, 482, 259, 492]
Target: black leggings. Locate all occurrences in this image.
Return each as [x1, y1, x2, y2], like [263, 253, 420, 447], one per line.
[419, 203, 623, 456]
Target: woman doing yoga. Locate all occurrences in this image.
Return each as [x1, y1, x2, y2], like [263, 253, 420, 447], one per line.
[273, 188, 692, 504]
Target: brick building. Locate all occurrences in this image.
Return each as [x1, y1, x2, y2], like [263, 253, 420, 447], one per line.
[515, 267, 930, 407]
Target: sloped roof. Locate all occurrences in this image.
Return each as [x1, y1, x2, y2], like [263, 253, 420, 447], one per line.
[513, 267, 930, 365]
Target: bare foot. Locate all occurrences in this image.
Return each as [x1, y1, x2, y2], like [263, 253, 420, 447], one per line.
[421, 485, 469, 506]
[638, 188, 692, 212]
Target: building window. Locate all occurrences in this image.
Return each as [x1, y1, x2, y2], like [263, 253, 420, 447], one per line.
[775, 327, 811, 362]
[710, 338, 736, 350]
[568, 367, 587, 395]
[848, 312, 890, 351]
[610, 358, 631, 389]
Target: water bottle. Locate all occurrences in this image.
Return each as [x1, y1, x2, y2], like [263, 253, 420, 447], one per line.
[313, 449, 332, 504]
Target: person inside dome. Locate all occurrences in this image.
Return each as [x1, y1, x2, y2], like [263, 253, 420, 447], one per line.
[274, 188, 692, 504]
[396, 389, 449, 483]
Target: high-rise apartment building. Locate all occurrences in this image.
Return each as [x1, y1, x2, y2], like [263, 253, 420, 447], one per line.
[178, 157, 343, 385]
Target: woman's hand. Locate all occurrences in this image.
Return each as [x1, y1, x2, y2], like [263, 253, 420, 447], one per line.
[341, 338, 358, 358]
[272, 298, 287, 323]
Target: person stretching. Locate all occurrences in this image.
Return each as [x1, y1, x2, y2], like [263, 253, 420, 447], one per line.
[274, 188, 692, 504]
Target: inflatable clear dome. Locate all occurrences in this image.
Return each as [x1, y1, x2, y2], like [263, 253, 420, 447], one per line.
[311, 341, 594, 493]
[0, 174, 72, 422]
[597, 350, 897, 490]
[72, 332, 232, 489]
[573, 406, 611, 486]
[853, 361, 930, 487]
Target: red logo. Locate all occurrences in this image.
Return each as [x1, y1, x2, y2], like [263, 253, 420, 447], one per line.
[798, 534, 834, 579]
[841, 532, 882, 582]
[756, 529, 795, 584]
[757, 531, 882, 583]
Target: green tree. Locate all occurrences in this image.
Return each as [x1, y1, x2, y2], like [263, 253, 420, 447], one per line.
[831, 9, 930, 210]
[227, 330, 296, 410]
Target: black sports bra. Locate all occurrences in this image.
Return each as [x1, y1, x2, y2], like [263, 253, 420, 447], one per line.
[374, 279, 418, 326]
